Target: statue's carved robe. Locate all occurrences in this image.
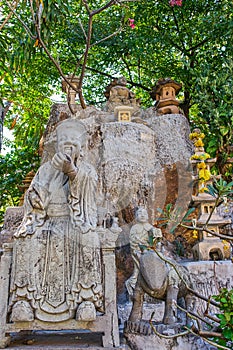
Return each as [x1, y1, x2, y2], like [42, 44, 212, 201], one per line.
[10, 161, 103, 322]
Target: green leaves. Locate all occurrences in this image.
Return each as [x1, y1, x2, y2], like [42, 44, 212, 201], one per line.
[156, 204, 195, 234]
[213, 289, 233, 346]
[1, 0, 233, 223]
[0, 145, 40, 224]
[205, 178, 233, 199]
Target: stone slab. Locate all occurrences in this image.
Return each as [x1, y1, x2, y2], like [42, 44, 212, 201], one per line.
[6, 331, 129, 349]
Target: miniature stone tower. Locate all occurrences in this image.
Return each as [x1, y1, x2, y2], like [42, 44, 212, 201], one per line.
[150, 78, 182, 115]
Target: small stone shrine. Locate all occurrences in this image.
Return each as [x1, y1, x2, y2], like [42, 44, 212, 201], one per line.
[0, 77, 232, 350]
[150, 78, 182, 115]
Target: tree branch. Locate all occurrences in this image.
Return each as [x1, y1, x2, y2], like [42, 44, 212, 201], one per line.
[82, 0, 91, 15]
[6, 1, 37, 39]
[171, 7, 187, 53]
[183, 326, 231, 350]
[91, 0, 117, 16]
[121, 56, 134, 86]
[34, 32, 80, 114]
[29, 0, 36, 25]
[153, 249, 220, 307]
[78, 11, 93, 108]
[78, 17, 88, 40]
[176, 303, 217, 329]
[149, 318, 190, 339]
[204, 313, 222, 324]
[85, 65, 151, 91]
[0, 0, 19, 31]
[90, 26, 122, 48]
[180, 223, 233, 241]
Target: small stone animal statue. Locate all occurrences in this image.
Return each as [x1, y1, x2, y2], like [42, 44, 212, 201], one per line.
[129, 249, 195, 325]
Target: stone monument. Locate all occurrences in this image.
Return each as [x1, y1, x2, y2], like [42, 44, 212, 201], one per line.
[1, 77, 231, 349]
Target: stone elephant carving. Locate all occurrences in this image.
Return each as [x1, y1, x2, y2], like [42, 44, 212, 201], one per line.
[129, 249, 195, 325]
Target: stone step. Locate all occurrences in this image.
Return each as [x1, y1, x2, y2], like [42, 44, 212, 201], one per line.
[6, 331, 128, 349]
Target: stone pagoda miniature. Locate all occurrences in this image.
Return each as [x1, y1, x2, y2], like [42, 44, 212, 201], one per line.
[150, 78, 182, 115]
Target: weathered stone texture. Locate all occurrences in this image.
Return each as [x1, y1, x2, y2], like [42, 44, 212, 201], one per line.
[183, 260, 233, 317]
[0, 207, 23, 249]
[125, 332, 217, 350]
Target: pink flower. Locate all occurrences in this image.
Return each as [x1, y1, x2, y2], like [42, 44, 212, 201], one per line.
[128, 18, 136, 29]
[169, 0, 182, 6]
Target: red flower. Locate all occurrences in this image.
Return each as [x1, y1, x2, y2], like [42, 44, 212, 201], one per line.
[128, 18, 136, 29]
[169, 0, 182, 6]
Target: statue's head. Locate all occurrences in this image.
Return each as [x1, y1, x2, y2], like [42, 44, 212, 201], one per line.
[136, 207, 148, 223]
[56, 119, 86, 161]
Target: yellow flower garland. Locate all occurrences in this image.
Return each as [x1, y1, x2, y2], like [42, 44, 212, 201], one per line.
[190, 130, 212, 193]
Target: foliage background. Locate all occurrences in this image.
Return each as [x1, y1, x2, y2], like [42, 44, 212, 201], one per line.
[0, 0, 233, 223]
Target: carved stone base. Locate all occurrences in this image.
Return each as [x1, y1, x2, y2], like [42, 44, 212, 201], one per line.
[11, 300, 34, 322]
[76, 301, 97, 321]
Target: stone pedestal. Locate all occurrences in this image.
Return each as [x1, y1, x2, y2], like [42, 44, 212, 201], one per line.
[0, 229, 121, 348]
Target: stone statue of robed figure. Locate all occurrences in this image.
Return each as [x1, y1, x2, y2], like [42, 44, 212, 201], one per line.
[9, 119, 103, 323]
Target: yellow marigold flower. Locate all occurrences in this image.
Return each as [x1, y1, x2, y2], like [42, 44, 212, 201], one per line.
[192, 230, 198, 239]
[199, 169, 211, 181]
[198, 169, 205, 179]
[197, 162, 206, 169]
[203, 169, 211, 181]
[191, 154, 199, 160]
[200, 133, 205, 139]
[189, 132, 199, 140]
[191, 152, 210, 161]
[194, 139, 204, 147]
[223, 244, 230, 251]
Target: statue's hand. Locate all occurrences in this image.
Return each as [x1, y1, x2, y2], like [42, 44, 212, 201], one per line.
[51, 152, 66, 171]
[28, 190, 44, 210]
[52, 152, 77, 180]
